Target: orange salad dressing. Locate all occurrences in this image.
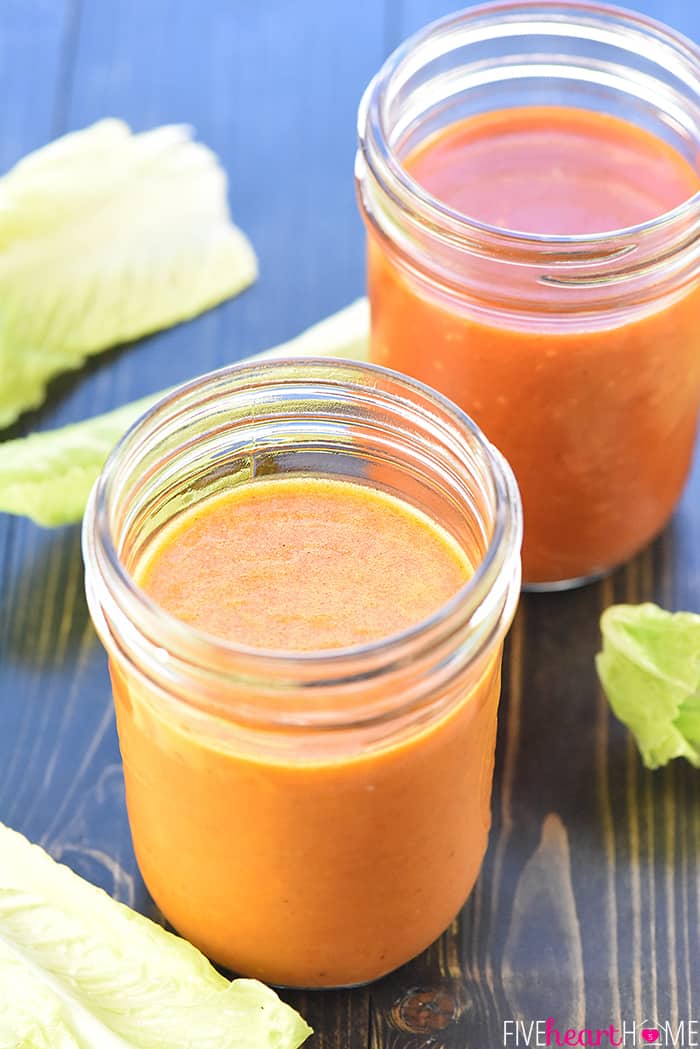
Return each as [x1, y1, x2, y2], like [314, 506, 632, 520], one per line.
[368, 106, 700, 583]
[111, 477, 503, 987]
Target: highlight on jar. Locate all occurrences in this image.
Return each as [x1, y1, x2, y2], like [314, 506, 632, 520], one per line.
[81, 357, 523, 989]
[356, 0, 700, 590]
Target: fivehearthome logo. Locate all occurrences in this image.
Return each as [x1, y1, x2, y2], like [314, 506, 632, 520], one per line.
[503, 1018, 700, 1046]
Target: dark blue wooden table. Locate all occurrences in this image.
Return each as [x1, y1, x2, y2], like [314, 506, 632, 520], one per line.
[1, 2, 699, 1045]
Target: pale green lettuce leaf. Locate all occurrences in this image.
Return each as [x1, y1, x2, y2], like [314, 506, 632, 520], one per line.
[0, 393, 163, 527]
[0, 118, 257, 428]
[0, 821, 311, 1049]
[0, 298, 369, 526]
[596, 603, 700, 769]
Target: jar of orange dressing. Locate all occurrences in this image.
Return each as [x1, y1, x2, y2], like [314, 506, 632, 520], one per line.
[356, 0, 700, 588]
[83, 358, 522, 988]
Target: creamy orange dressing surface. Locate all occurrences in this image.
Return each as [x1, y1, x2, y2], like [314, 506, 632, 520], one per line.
[406, 106, 699, 234]
[137, 476, 472, 650]
[113, 475, 503, 987]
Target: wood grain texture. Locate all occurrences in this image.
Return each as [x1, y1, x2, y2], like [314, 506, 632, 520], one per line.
[0, 2, 699, 1046]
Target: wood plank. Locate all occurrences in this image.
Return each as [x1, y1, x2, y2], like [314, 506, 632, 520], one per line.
[0, 0, 77, 167]
[0, 0, 85, 845]
[394, 0, 700, 41]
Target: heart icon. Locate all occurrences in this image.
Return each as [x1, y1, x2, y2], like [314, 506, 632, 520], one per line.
[641, 1029, 659, 1044]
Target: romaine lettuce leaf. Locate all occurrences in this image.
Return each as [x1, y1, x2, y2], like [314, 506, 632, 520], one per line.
[0, 298, 369, 526]
[596, 602, 700, 768]
[0, 821, 311, 1049]
[0, 119, 257, 428]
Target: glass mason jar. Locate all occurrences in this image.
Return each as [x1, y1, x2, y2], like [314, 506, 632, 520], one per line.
[356, 0, 700, 589]
[82, 357, 522, 989]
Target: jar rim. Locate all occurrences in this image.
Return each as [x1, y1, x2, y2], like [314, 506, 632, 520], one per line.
[82, 356, 522, 714]
[357, 0, 700, 255]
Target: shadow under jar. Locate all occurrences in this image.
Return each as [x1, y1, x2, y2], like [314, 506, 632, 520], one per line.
[356, 0, 700, 590]
[82, 358, 522, 989]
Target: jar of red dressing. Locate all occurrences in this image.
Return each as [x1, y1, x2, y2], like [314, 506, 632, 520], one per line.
[356, 0, 700, 589]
